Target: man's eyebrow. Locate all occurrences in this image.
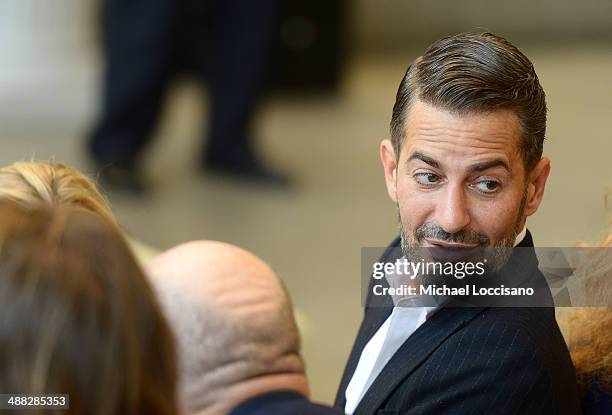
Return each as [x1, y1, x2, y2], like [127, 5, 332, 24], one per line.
[407, 152, 440, 169]
[467, 159, 511, 174]
[407, 152, 512, 173]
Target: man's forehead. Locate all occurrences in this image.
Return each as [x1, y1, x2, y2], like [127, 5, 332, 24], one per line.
[401, 100, 522, 166]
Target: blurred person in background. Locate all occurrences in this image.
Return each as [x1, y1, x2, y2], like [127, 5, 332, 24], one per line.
[88, 0, 288, 193]
[0, 202, 177, 414]
[0, 160, 159, 263]
[564, 189, 612, 414]
[147, 240, 341, 415]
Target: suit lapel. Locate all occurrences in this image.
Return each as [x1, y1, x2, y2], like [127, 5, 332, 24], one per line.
[354, 306, 486, 415]
[334, 240, 402, 408]
[334, 304, 393, 408]
[353, 230, 539, 414]
[337, 231, 539, 412]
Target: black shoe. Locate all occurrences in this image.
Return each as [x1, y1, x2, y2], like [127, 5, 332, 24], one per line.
[202, 157, 291, 189]
[94, 163, 149, 195]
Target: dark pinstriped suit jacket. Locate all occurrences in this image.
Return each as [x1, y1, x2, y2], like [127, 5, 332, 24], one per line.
[334, 231, 582, 415]
[229, 391, 342, 415]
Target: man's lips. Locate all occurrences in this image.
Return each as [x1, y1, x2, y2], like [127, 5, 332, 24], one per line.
[421, 239, 483, 261]
[423, 239, 480, 249]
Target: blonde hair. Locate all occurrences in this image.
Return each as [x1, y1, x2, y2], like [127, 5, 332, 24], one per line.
[567, 186, 612, 392]
[0, 161, 115, 224]
[0, 201, 177, 414]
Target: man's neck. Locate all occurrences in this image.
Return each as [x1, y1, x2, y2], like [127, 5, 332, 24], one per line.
[191, 353, 309, 415]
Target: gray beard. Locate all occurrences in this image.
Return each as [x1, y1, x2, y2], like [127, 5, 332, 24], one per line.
[398, 189, 527, 273]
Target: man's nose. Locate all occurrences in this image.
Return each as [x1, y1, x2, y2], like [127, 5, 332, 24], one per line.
[435, 184, 471, 235]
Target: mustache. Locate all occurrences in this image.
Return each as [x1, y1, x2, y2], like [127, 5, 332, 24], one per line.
[415, 222, 490, 245]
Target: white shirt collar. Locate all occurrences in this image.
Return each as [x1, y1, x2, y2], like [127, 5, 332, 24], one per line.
[514, 226, 527, 247]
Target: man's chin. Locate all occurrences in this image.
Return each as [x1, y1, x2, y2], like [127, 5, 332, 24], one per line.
[425, 245, 485, 263]
[406, 239, 486, 263]
[401, 248, 477, 268]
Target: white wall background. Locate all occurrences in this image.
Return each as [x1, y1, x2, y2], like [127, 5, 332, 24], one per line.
[0, 0, 99, 128]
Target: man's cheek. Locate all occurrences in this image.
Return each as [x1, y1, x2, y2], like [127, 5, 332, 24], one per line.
[475, 211, 512, 242]
[400, 192, 434, 220]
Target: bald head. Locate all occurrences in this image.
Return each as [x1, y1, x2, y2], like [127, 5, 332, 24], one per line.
[147, 241, 307, 415]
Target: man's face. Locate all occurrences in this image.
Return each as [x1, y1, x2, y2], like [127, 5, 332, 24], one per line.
[381, 100, 550, 265]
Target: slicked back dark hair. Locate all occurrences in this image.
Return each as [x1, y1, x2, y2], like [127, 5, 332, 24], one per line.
[391, 32, 547, 171]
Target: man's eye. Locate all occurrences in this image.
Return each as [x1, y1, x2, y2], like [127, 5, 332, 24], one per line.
[414, 173, 441, 186]
[474, 180, 501, 193]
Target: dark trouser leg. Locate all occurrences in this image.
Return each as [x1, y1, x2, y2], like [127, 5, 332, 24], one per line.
[203, 0, 280, 164]
[89, 0, 179, 167]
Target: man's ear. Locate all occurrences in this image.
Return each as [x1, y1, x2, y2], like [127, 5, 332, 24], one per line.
[524, 157, 551, 217]
[380, 139, 398, 203]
